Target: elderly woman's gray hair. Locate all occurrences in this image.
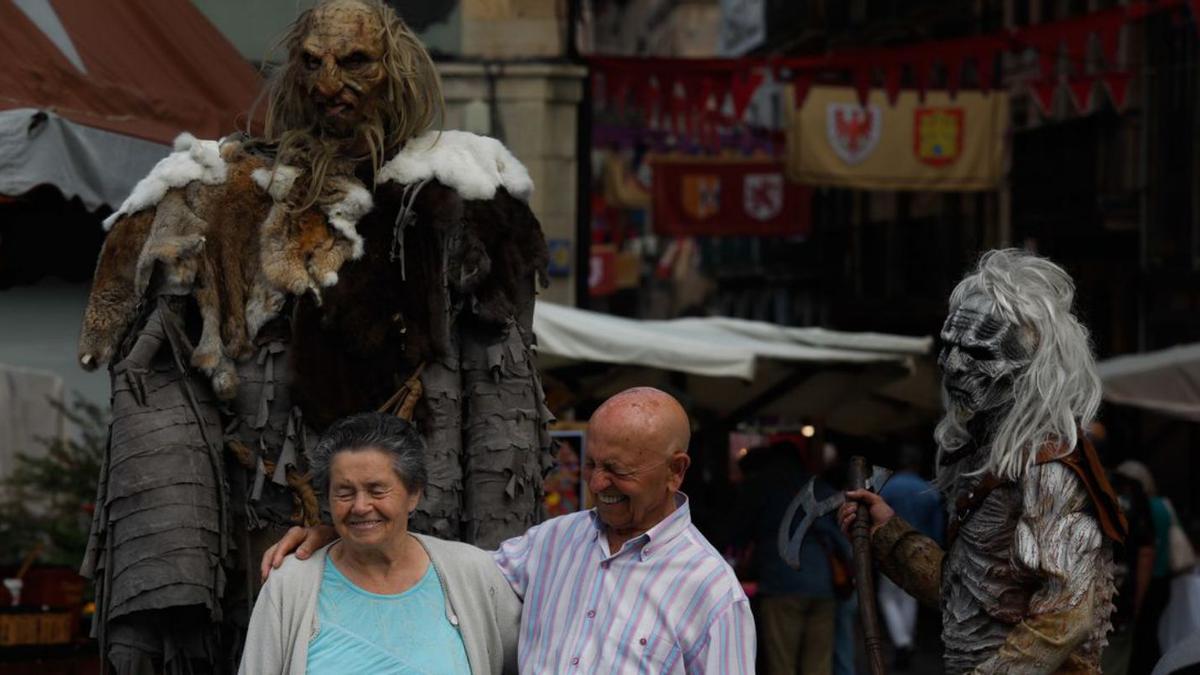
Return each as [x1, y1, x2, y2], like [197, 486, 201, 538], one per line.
[308, 412, 428, 494]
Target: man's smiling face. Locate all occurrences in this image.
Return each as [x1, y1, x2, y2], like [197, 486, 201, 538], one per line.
[299, 0, 387, 136]
[583, 390, 691, 549]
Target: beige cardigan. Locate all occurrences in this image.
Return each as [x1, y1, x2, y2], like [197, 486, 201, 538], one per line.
[238, 534, 520, 674]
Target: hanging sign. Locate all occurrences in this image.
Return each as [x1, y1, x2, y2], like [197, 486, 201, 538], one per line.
[651, 156, 812, 237]
[787, 86, 1009, 191]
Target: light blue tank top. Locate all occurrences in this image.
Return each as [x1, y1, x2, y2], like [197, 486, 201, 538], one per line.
[307, 555, 471, 674]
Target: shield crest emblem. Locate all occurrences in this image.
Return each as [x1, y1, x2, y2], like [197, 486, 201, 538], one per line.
[681, 174, 721, 220]
[825, 103, 882, 165]
[743, 173, 783, 221]
[914, 107, 964, 167]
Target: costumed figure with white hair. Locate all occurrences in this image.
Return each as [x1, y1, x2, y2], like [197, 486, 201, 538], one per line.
[75, 1, 551, 672]
[842, 249, 1128, 674]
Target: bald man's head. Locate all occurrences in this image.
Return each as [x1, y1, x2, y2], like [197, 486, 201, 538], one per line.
[585, 387, 692, 548]
[590, 387, 690, 457]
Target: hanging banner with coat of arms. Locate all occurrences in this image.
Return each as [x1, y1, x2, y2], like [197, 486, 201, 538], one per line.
[651, 156, 812, 237]
[787, 85, 1009, 191]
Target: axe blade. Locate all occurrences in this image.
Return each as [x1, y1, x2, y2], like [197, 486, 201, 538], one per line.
[777, 477, 845, 570]
[866, 465, 893, 493]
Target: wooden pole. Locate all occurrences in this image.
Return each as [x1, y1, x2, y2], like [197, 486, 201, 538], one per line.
[849, 455, 888, 675]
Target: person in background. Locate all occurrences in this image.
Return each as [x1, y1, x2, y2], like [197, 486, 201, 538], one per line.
[1116, 459, 1174, 673]
[1103, 468, 1156, 675]
[875, 443, 944, 670]
[734, 441, 850, 675]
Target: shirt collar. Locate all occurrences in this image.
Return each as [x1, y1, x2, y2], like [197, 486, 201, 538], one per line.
[589, 492, 691, 559]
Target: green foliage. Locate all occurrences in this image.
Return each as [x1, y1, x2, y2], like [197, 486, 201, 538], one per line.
[0, 396, 107, 568]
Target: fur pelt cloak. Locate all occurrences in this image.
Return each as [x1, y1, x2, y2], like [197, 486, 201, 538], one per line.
[77, 130, 553, 673]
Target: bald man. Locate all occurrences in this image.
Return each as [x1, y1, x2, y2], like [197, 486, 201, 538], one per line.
[262, 387, 755, 673]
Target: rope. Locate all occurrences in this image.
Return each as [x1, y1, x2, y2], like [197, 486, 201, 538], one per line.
[225, 439, 321, 527]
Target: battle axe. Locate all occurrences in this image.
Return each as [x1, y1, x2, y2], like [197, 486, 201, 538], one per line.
[778, 456, 892, 675]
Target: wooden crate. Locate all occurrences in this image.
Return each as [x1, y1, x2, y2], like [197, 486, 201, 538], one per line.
[0, 609, 72, 646]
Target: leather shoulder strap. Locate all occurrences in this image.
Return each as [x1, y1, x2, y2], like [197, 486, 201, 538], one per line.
[1035, 432, 1128, 544]
[947, 472, 1007, 548]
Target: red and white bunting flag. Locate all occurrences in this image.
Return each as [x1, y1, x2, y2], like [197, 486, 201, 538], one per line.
[853, 64, 872, 106]
[1031, 78, 1059, 117]
[791, 71, 814, 109]
[945, 48, 964, 98]
[975, 48, 996, 93]
[1102, 70, 1133, 111]
[1068, 76, 1096, 114]
[883, 62, 902, 104]
[1097, 15, 1123, 67]
[730, 69, 764, 120]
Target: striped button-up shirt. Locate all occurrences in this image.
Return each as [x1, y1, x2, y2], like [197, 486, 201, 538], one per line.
[493, 494, 755, 674]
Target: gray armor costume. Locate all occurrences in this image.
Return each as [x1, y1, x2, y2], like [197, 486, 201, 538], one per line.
[77, 128, 552, 672]
[875, 443, 1116, 673]
[864, 249, 1124, 674]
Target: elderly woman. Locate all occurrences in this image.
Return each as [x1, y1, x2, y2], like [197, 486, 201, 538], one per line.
[239, 413, 520, 674]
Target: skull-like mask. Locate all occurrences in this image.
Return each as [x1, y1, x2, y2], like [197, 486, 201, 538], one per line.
[299, 0, 387, 137]
[938, 292, 1032, 414]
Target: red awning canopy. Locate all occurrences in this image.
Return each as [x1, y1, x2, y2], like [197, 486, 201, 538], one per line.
[0, 0, 261, 145]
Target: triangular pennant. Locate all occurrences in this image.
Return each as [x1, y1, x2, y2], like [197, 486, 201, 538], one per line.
[730, 69, 764, 120]
[1030, 35, 1061, 80]
[606, 72, 631, 114]
[975, 48, 997, 93]
[1068, 76, 1096, 114]
[1102, 70, 1133, 111]
[1097, 15, 1123, 67]
[910, 53, 933, 101]
[697, 77, 715, 113]
[791, 71, 814, 109]
[883, 61, 902, 105]
[944, 48, 964, 98]
[1031, 78, 1059, 117]
[1062, 22, 1092, 65]
[853, 64, 872, 106]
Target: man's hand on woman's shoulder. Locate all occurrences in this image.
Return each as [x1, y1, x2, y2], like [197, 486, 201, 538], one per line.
[260, 524, 338, 582]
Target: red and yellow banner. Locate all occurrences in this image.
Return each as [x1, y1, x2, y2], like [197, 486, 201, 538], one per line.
[651, 157, 812, 237]
[786, 86, 1009, 192]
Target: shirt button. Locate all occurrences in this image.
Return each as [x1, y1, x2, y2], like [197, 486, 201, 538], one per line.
[600, 561, 609, 569]
[586, 610, 595, 618]
[571, 657, 580, 666]
[640, 637, 648, 646]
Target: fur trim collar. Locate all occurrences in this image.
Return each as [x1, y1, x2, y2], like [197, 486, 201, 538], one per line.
[102, 133, 227, 230]
[378, 130, 533, 202]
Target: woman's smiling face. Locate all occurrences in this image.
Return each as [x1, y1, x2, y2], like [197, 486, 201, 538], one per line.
[328, 447, 419, 549]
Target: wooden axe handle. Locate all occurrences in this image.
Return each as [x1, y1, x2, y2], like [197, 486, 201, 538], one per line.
[849, 455, 887, 675]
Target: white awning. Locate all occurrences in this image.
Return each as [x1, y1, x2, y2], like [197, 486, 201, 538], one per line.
[1098, 343, 1200, 422]
[533, 302, 931, 381]
[533, 302, 938, 435]
[0, 109, 169, 211]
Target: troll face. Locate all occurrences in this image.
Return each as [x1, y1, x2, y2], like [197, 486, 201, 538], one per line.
[298, 0, 388, 137]
[938, 292, 1031, 414]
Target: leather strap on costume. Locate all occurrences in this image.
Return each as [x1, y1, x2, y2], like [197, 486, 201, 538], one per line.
[947, 472, 1006, 548]
[377, 362, 425, 421]
[1035, 433, 1128, 544]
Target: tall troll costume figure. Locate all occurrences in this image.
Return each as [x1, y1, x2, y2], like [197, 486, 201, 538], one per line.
[76, 1, 551, 671]
[847, 249, 1127, 674]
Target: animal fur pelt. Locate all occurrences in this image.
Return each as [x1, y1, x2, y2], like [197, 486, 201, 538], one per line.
[81, 128, 553, 547]
[289, 178, 549, 429]
[80, 137, 371, 400]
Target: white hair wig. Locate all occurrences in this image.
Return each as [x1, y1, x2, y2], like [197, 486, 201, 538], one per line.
[934, 248, 1102, 481]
